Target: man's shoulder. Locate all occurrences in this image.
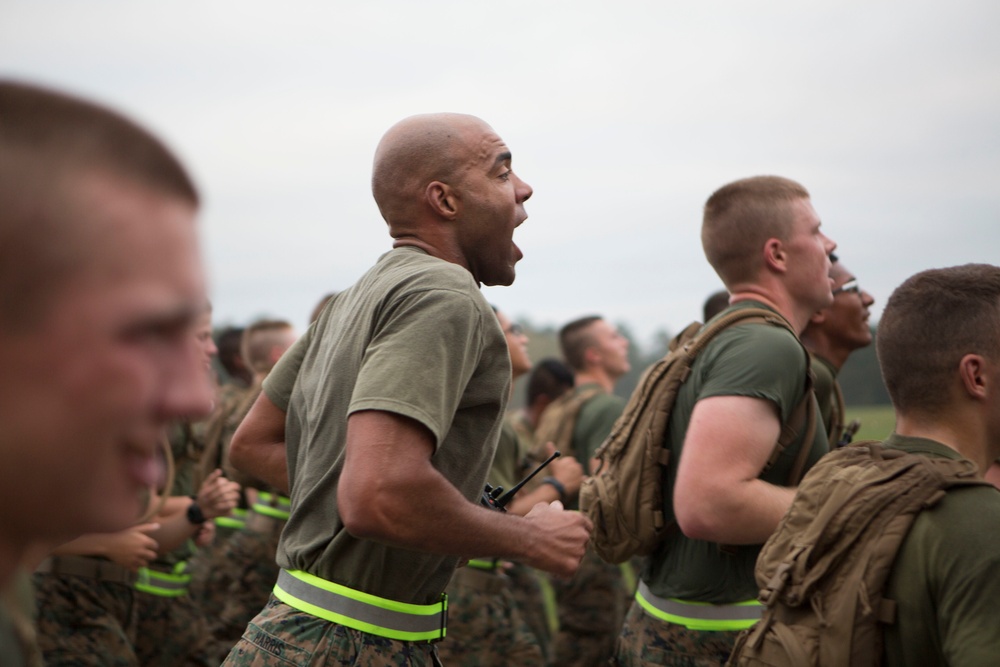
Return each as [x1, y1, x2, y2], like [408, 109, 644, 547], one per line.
[700, 310, 805, 375]
[374, 247, 479, 294]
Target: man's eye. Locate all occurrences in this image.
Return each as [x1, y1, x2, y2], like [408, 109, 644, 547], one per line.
[499, 171, 512, 181]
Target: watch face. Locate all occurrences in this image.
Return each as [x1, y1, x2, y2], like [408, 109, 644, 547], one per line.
[186, 502, 206, 524]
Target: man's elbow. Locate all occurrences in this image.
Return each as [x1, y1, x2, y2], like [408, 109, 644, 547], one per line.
[674, 503, 725, 542]
[338, 482, 397, 542]
[228, 433, 251, 475]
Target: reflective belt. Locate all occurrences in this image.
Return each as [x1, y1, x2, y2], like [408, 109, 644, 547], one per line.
[466, 558, 500, 571]
[135, 561, 191, 598]
[215, 507, 249, 530]
[273, 569, 447, 643]
[636, 580, 761, 631]
[254, 492, 291, 520]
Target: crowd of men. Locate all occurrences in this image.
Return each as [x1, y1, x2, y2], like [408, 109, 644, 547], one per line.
[2, 78, 998, 667]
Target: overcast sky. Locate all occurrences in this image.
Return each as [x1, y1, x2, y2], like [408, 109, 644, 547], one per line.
[3, 1, 997, 348]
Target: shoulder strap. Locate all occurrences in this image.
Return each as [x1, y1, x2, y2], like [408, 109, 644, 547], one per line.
[708, 308, 817, 485]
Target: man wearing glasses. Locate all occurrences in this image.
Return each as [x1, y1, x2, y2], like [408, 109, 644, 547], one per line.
[801, 254, 877, 447]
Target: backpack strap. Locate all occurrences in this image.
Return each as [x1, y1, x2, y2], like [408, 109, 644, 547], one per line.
[699, 308, 818, 486]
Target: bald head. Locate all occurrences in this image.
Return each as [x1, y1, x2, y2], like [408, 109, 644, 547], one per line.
[371, 113, 493, 229]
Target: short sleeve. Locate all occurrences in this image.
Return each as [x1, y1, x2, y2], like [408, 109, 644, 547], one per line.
[349, 287, 487, 448]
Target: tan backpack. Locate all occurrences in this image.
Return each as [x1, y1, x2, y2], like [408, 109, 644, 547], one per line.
[727, 441, 989, 667]
[579, 308, 816, 564]
[530, 385, 604, 460]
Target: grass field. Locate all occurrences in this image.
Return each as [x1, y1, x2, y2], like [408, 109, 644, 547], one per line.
[844, 404, 896, 442]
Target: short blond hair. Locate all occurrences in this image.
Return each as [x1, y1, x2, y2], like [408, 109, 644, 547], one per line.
[241, 319, 294, 374]
[701, 176, 809, 287]
[0, 81, 198, 326]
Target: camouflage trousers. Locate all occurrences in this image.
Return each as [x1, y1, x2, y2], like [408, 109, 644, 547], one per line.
[222, 596, 444, 666]
[134, 589, 217, 666]
[187, 522, 244, 607]
[436, 565, 544, 667]
[506, 562, 556, 664]
[612, 600, 739, 667]
[211, 517, 283, 650]
[33, 571, 139, 667]
[553, 549, 629, 667]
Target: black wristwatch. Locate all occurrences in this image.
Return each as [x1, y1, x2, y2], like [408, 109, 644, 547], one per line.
[542, 476, 567, 502]
[186, 500, 207, 525]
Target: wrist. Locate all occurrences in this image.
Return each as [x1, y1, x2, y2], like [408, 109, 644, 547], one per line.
[541, 476, 566, 502]
[186, 501, 206, 525]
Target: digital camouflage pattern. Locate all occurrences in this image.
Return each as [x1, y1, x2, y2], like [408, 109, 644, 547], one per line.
[33, 572, 138, 667]
[553, 549, 629, 667]
[436, 566, 544, 667]
[133, 591, 217, 666]
[613, 601, 738, 667]
[222, 596, 444, 666]
[505, 562, 556, 665]
[211, 518, 284, 650]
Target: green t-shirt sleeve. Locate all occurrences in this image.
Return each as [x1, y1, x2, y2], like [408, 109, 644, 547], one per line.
[698, 323, 807, 424]
[349, 287, 489, 450]
[575, 393, 626, 462]
[488, 421, 521, 491]
[888, 486, 1000, 665]
[262, 323, 313, 412]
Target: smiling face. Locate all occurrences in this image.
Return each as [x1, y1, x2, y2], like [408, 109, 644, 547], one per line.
[452, 119, 533, 286]
[819, 262, 875, 351]
[0, 173, 212, 543]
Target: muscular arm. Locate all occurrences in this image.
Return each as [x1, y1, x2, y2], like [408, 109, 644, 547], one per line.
[673, 395, 796, 544]
[338, 410, 592, 579]
[228, 392, 289, 494]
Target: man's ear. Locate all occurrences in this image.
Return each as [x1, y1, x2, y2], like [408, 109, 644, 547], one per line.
[958, 354, 988, 400]
[763, 238, 787, 273]
[426, 181, 459, 220]
[809, 309, 827, 326]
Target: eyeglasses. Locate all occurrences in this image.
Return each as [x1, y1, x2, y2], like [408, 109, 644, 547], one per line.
[504, 323, 525, 336]
[832, 278, 861, 296]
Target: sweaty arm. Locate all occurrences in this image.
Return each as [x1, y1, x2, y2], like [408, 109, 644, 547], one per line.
[338, 410, 592, 580]
[673, 395, 796, 544]
[228, 392, 290, 494]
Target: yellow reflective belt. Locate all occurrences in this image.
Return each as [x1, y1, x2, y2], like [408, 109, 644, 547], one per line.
[135, 561, 191, 598]
[254, 492, 291, 520]
[636, 581, 761, 631]
[215, 507, 248, 530]
[273, 569, 447, 643]
[466, 559, 499, 571]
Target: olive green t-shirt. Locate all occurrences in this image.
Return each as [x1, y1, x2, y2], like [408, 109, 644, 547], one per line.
[572, 384, 626, 463]
[264, 247, 510, 605]
[810, 353, 842, 446]
[882, 434, 1000, 666]
[643, 301, 828, 604]
[490, 419, 523, 493]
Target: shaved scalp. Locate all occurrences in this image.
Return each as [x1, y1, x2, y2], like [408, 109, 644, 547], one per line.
[0, 80, 199, 326]
[560, 315, 604, 371]
[370, 113, 487, 230]
[878, 264, 1000, 417]
[701, 175, 810, 287]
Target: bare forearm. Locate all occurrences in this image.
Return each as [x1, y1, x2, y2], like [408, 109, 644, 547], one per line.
[506, 484, 562, 516]
[230, 443, 288, 494]
[149, 501, 200, 553]
[678, 479, 795, 545]
[52, 533, 113, 558]
[341, 466, 588, 578]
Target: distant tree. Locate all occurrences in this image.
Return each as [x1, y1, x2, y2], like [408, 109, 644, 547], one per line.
[839, 325, 890, 406]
